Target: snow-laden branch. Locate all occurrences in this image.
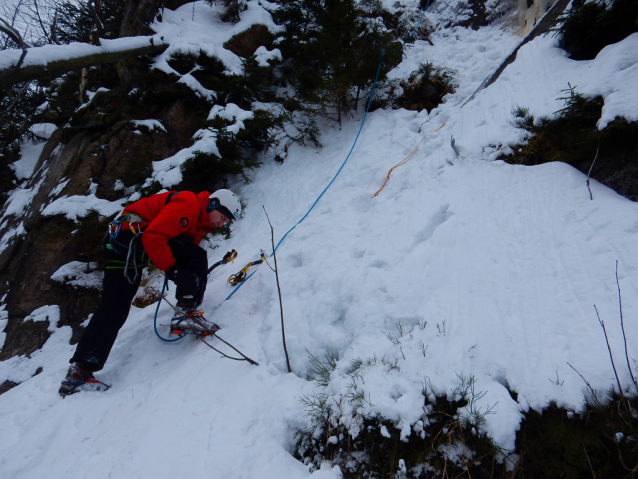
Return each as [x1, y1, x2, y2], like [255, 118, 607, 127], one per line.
[0, 34, 169, 86]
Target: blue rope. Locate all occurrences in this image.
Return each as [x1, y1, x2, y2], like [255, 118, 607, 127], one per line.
[154, 277, 184, 342]
[225, 2, 431, 301]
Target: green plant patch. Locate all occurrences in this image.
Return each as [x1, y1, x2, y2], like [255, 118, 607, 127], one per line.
[179, 150, 257, 193]
[295, 387, 504, 478]
[517, 396, 638, 479]
[166, 51, 227, 92]
[501, 90, 638, 200]
[556, 0, 638, 61]
[395, 62, 457, 113]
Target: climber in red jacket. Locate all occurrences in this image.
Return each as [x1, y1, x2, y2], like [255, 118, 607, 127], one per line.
[59, 189, 241, 396]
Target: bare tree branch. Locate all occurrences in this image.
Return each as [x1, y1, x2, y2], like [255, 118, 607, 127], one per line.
[595, 304, 624, 395]
[0, 16, 27, 47]
[27, 0, 59, 45]
[462, 0, 571, 107]
[0, 15, 29, 69]
[201, 334, 259, 366]
[586, 143, 600, 200]
[263, 206, 292, 373]
[567, 362, 603, 408]
[88, 0, 104, 38]
[49, 9, 60, 45]
[615, 261, 638, 392]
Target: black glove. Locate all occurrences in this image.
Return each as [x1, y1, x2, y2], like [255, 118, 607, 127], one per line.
[166, 266, 179, 283]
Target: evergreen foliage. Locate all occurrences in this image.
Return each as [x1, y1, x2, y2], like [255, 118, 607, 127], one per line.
[273, 0, 403, 126]
[221, 56, 279, 109]
[501, 87, 638, 200]
[0, 82, 46, 205]
[204, 0, 247, 23]
[297, 350, 638, 477]
[295, 357, 504, 478]
[556, 0, 638, 60]
[434, 0, 498, 30]
[54, 0, 127, 44]
[395, 62, 457, 112]
[166, 50, 228, 92]
[179, 108, 280, 192]
[517, 395, 638, 478]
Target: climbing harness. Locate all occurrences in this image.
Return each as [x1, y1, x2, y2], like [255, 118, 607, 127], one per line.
[106, 191, 179, 284]
[108, 213, 146, 237]
[227, 252, 266, 286]
[372, 146, 419, 197]
[107, 213, 149, 284]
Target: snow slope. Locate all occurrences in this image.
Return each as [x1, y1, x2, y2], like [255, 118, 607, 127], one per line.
[1, 1, 638, 477]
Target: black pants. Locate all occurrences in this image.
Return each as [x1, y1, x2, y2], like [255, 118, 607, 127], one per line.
[71, 231, 208, 372]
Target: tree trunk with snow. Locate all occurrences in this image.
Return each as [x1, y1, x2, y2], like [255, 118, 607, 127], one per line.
[0, 38, 168, 87]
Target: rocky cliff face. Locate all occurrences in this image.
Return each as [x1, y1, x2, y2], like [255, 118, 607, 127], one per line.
[0, 87, 211, 359]
[0, 0, 207, 363]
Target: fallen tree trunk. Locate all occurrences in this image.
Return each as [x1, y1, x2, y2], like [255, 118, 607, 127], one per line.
[0, 35, 169, 87]
[462, 0, 571, 107]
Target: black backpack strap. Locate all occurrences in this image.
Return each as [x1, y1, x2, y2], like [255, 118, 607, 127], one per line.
[165, 191, 180, 205]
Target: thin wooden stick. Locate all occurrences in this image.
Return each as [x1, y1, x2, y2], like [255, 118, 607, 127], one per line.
[263, 206, 292, 373]
[201, 335, 259, 366]
[163, 295, 258, 365]
[594, 305, 624, 395]
[567, 362, 602, 407]
[586, 143, 600, 200]
[615, 261, 637, 391]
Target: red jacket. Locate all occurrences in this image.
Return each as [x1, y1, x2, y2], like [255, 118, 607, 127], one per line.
[122, 191, 213, 272]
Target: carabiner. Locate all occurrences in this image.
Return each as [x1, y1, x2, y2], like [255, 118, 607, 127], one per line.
[108, 221, 122, 238]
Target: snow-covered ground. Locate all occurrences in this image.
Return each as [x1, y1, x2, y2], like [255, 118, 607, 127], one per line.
[1, 1, 638, 477]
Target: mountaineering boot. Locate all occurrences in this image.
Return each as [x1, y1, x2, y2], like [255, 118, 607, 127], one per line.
[171, 297, 197, 336]
[59, 363, 110, 397]
[188, 313, 221, 337]
[175, 297, 197, 315]
[170, 310, 220, 337]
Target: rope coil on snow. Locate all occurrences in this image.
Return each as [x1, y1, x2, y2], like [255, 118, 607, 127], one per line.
[372, 146, 419, 197]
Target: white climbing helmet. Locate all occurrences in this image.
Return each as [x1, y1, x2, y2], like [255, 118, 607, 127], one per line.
[208, 189, 241, 221]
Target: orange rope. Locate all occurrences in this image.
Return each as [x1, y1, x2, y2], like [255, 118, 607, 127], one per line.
[372, 146, 419, 197]
[434, 121, 447, 132]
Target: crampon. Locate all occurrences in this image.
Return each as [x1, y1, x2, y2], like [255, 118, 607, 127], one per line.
[169, 311, 221, 338]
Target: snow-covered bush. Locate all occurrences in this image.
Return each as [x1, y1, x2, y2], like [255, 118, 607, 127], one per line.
[555, 0, 638, 60]
[501, 87, 638, 201]
[205, 0, 248, 24]
[295, 353, 503, 478]
[273, 0, 403, 127]
[393, 62, 457, 112]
